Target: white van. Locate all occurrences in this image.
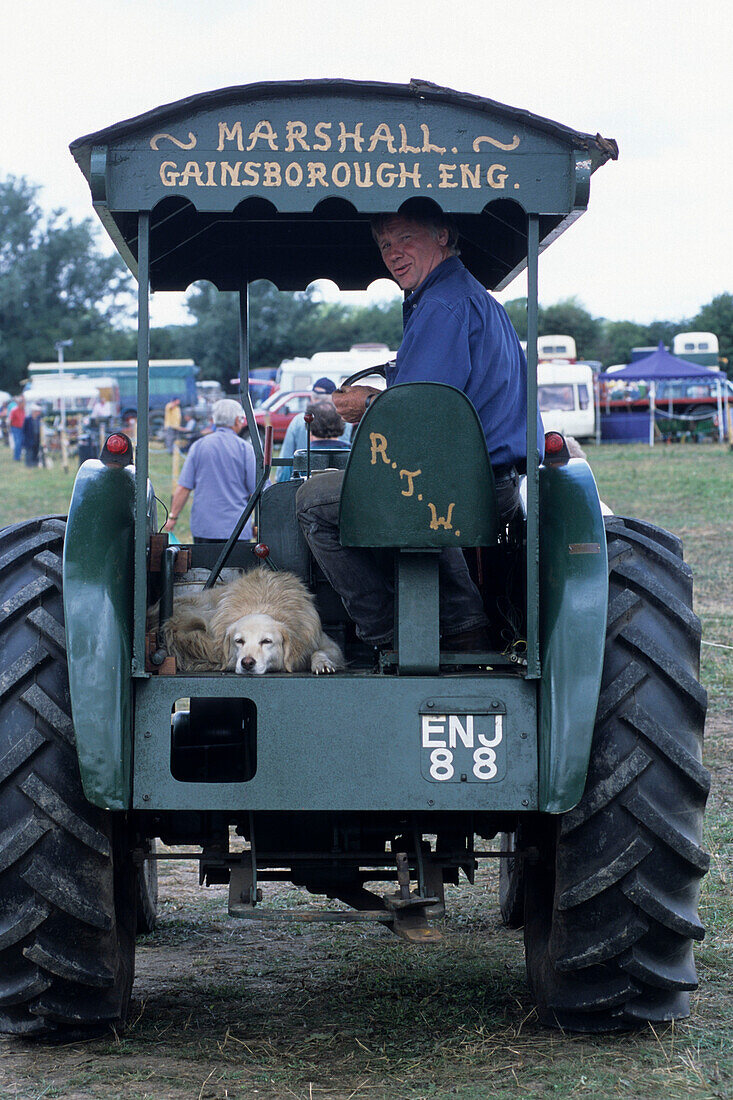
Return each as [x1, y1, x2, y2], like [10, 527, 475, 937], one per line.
[278, 344, 393, 393]
[537, 361, 595, 440]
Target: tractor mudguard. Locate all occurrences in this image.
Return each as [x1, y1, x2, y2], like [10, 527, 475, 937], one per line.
[537, 458, 608, 812]
[63, 460, 137, 809]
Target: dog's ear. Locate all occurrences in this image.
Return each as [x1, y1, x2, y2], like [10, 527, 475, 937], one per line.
[280, 624, 295, 672]
[224, 622, 240, 670]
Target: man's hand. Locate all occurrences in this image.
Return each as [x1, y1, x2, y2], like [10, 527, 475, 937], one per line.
[332, 385, 381, 424]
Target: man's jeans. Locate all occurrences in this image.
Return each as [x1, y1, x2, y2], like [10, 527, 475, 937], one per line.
[296, 469, 519, 646]
[10, 426, 23, 462]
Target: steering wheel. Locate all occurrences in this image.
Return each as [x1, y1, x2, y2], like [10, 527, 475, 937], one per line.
[339, 362, 390, 388]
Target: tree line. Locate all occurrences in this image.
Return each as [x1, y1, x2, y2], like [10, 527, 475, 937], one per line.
[1, 174, 731, 394]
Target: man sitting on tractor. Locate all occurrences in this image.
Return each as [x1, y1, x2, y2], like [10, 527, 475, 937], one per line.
[296, 199, 542, 652]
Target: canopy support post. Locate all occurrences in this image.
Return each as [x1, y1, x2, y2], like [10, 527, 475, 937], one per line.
[239, 283, 263, 477]
[132, 211, 150, 677]
[525, 214, 540, 679]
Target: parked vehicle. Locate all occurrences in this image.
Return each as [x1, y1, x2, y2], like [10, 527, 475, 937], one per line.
[537, 334, 577, 362]
[248, 378, 279, 407]
[537, 361, 595, 440]
[0, 78, 709, 1042]
[27, 359, 198, 419]
[253, 389, 316, 441]
[23, 376, 120, 419]
[195, 379, 225, 410]
[519, 336, 578, 364]
[630, 346, 658, 363]
[672, 331, 720, 368]
[278, 345, 393, 393]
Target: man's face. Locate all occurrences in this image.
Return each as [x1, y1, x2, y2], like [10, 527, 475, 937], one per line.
[375, 217, 450, 293]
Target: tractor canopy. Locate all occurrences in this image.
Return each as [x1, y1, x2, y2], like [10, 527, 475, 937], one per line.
[70, 77, 617, 292]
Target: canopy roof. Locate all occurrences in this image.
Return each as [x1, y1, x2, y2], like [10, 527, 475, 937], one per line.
[600, 342, 725, 381]
[70, 78, 617, 292]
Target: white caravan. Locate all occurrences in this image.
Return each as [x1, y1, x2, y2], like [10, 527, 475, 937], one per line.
[277, 344, 393, 393]
[537, 361, 595, 440]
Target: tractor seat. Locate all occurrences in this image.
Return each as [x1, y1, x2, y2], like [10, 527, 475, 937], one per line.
[340, 381, 499, 549]
[339, 382, 500, 673]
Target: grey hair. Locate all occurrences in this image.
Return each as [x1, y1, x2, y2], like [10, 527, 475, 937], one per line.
[212, 399, 245, 427]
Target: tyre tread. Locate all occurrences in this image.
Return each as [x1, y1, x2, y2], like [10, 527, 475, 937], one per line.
[524, 517, 709, 1031]
[0, 517, 135, 1036]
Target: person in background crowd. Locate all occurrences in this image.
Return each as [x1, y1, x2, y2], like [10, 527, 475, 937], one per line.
[9, 396, 26, 462]
[163, 399, 256, 543]
[21, 405, 43, 468]
[277, 377, 351, 483]
[163, 397, 182, 453]
[177, 408, 199, 453]
[294, 402, 352, 467]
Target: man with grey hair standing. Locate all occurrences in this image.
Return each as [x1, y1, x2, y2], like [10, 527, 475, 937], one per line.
[164, 398, 256, 543]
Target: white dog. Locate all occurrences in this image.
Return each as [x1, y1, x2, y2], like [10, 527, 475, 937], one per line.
[158, 567, 345, 675]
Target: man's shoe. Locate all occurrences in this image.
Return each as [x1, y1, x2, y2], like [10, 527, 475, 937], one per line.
[441, 626, 491, 652]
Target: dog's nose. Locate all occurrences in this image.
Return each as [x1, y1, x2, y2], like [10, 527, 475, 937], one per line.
[242, 656, 256, 670]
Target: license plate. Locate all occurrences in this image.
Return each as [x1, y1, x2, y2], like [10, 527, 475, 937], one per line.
[420, 711, 506, 783]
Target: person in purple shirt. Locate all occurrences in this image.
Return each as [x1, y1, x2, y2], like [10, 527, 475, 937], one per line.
[296, 201, 542, 651]
[164, 399, 256, 543]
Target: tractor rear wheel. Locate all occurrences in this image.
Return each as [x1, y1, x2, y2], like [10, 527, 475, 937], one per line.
[0, 517, 136, 1036]
[524, 516, 709, 1031]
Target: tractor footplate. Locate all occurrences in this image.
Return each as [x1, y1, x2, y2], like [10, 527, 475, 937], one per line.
[226, 854, 444, 941]
[380, 852, 443, 942]
[384, 901, 443, 943]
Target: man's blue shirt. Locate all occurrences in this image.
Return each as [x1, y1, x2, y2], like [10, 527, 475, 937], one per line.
[386, 256, 543, 470]
[179, 427, 256, 539]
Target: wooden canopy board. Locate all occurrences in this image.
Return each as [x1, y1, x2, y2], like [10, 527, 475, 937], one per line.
[70, 78, 616, 292]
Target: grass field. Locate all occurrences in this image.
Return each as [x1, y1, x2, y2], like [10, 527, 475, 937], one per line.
[0, 439, 731, 1100]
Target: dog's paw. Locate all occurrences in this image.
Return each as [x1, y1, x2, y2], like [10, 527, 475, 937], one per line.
[311, 651, 337, 675]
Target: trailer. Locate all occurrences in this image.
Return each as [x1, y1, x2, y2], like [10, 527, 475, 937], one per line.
[27, 359, 198, 419]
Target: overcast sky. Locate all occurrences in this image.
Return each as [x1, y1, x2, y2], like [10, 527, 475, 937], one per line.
[2, 0, 731, 329]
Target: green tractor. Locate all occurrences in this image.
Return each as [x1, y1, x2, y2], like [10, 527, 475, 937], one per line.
[0, 79, 709, 1037]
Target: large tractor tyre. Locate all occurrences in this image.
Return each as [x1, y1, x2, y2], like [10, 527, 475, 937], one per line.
[0, 518, 136, 1037]
[524, 516, 710, 1032]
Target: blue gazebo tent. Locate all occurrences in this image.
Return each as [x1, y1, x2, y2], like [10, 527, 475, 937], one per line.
[598, 342, 728, 446]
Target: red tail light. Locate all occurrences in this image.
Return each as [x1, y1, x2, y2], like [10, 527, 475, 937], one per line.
[101, 432, 134, 466]
[543, 431, 571, 465]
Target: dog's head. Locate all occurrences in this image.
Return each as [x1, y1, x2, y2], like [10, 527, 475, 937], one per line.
[227, 613, 291, 674]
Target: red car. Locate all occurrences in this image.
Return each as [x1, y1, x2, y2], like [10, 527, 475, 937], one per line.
[229, 379, 280, 408]
[254, 390, 317, 443]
